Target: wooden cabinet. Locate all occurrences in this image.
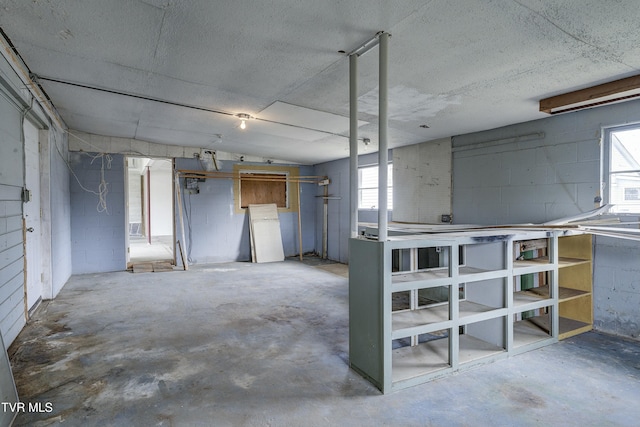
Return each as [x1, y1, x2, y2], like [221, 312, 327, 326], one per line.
[349, 230, 592, 393]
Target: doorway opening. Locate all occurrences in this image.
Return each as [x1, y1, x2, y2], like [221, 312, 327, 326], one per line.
[126, 157, 175, 267]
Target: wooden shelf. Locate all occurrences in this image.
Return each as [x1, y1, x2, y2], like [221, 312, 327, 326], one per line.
[558, 257, 590, 268]
[558, 287, 590, 302]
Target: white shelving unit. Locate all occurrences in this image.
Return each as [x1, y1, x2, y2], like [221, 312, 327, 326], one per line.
[349, 229, 591, 393]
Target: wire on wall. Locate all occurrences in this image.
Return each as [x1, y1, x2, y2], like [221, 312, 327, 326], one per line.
[20, 97, 33, 198]
[52, 129, 113, 213]
[87, 152, 112, 213]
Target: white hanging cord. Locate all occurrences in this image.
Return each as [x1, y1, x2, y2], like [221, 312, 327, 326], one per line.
[86, 152, 112, 213]
[52, 129, 113, 213]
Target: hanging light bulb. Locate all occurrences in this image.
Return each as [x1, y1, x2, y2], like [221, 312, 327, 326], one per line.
[237, 113, 251, 130]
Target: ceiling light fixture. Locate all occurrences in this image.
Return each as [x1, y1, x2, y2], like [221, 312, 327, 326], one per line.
[363, 137, 371, 145]
[237, 113, 252, 130]
[540, 74, 640, 115]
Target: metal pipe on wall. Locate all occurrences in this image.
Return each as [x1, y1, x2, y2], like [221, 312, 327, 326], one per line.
[323, 183, 328, 259]
[349, 53, 359, 238]
[378, 32, 389, 242]
[146, 166, 151, 244]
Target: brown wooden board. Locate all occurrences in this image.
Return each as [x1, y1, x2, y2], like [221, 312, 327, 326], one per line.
[240, 173, 287, 208]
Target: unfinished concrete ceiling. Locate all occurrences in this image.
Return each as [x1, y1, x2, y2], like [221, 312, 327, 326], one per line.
[1, 0, 639, 164]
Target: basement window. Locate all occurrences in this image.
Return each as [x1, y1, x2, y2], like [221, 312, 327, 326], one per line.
[358, 163, 393, 210]
[603, 124, 640, 213]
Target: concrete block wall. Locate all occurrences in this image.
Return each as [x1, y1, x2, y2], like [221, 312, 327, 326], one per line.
[175, 158, 316, 264]
[593, 235, 640, 339]
[452, 98, 640, 339]
[453, 121, 600, 225]
[70, 153, 126, 274]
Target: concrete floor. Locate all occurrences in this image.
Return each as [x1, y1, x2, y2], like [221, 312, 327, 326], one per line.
[7, 261, 640, 426]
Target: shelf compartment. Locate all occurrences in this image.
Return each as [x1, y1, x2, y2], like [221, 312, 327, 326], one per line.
[513, 284, 590, 304]
[558, 262, 592, 293]
[558, 294, 592, 339]
[460, 240, 507, 281]
[459, 300, 498, 317]
[513, 268, 552, 313]
[461, 277, 507, 321]
[514, 284, 550, 306]
[513, 312, 553, 348]
[558, 317, 592, 339]
[392, 287, 449, 311]
[458, 335, 506, 364]
[559, 293, 592, 322]
[391, 244, 452, 274]
[558, 234, 592, 260]
[392, 330, 450, 383]
[558, 287, 590, 302]
[459, 316, 506, 364]
[523, 302, 592, 340]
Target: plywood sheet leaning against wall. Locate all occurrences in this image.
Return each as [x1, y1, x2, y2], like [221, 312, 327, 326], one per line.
[248, 204, 285, 263]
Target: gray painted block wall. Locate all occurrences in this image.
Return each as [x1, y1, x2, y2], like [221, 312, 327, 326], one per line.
[593, 235, 640, 339]
[452, 99, 640, 339]
[70, 153, 126, 274]
[174, 158, 316, 264]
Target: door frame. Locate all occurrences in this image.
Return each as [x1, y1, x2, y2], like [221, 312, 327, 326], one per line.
[124, 156, 176, 267]
[22, 117, 52, 316]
